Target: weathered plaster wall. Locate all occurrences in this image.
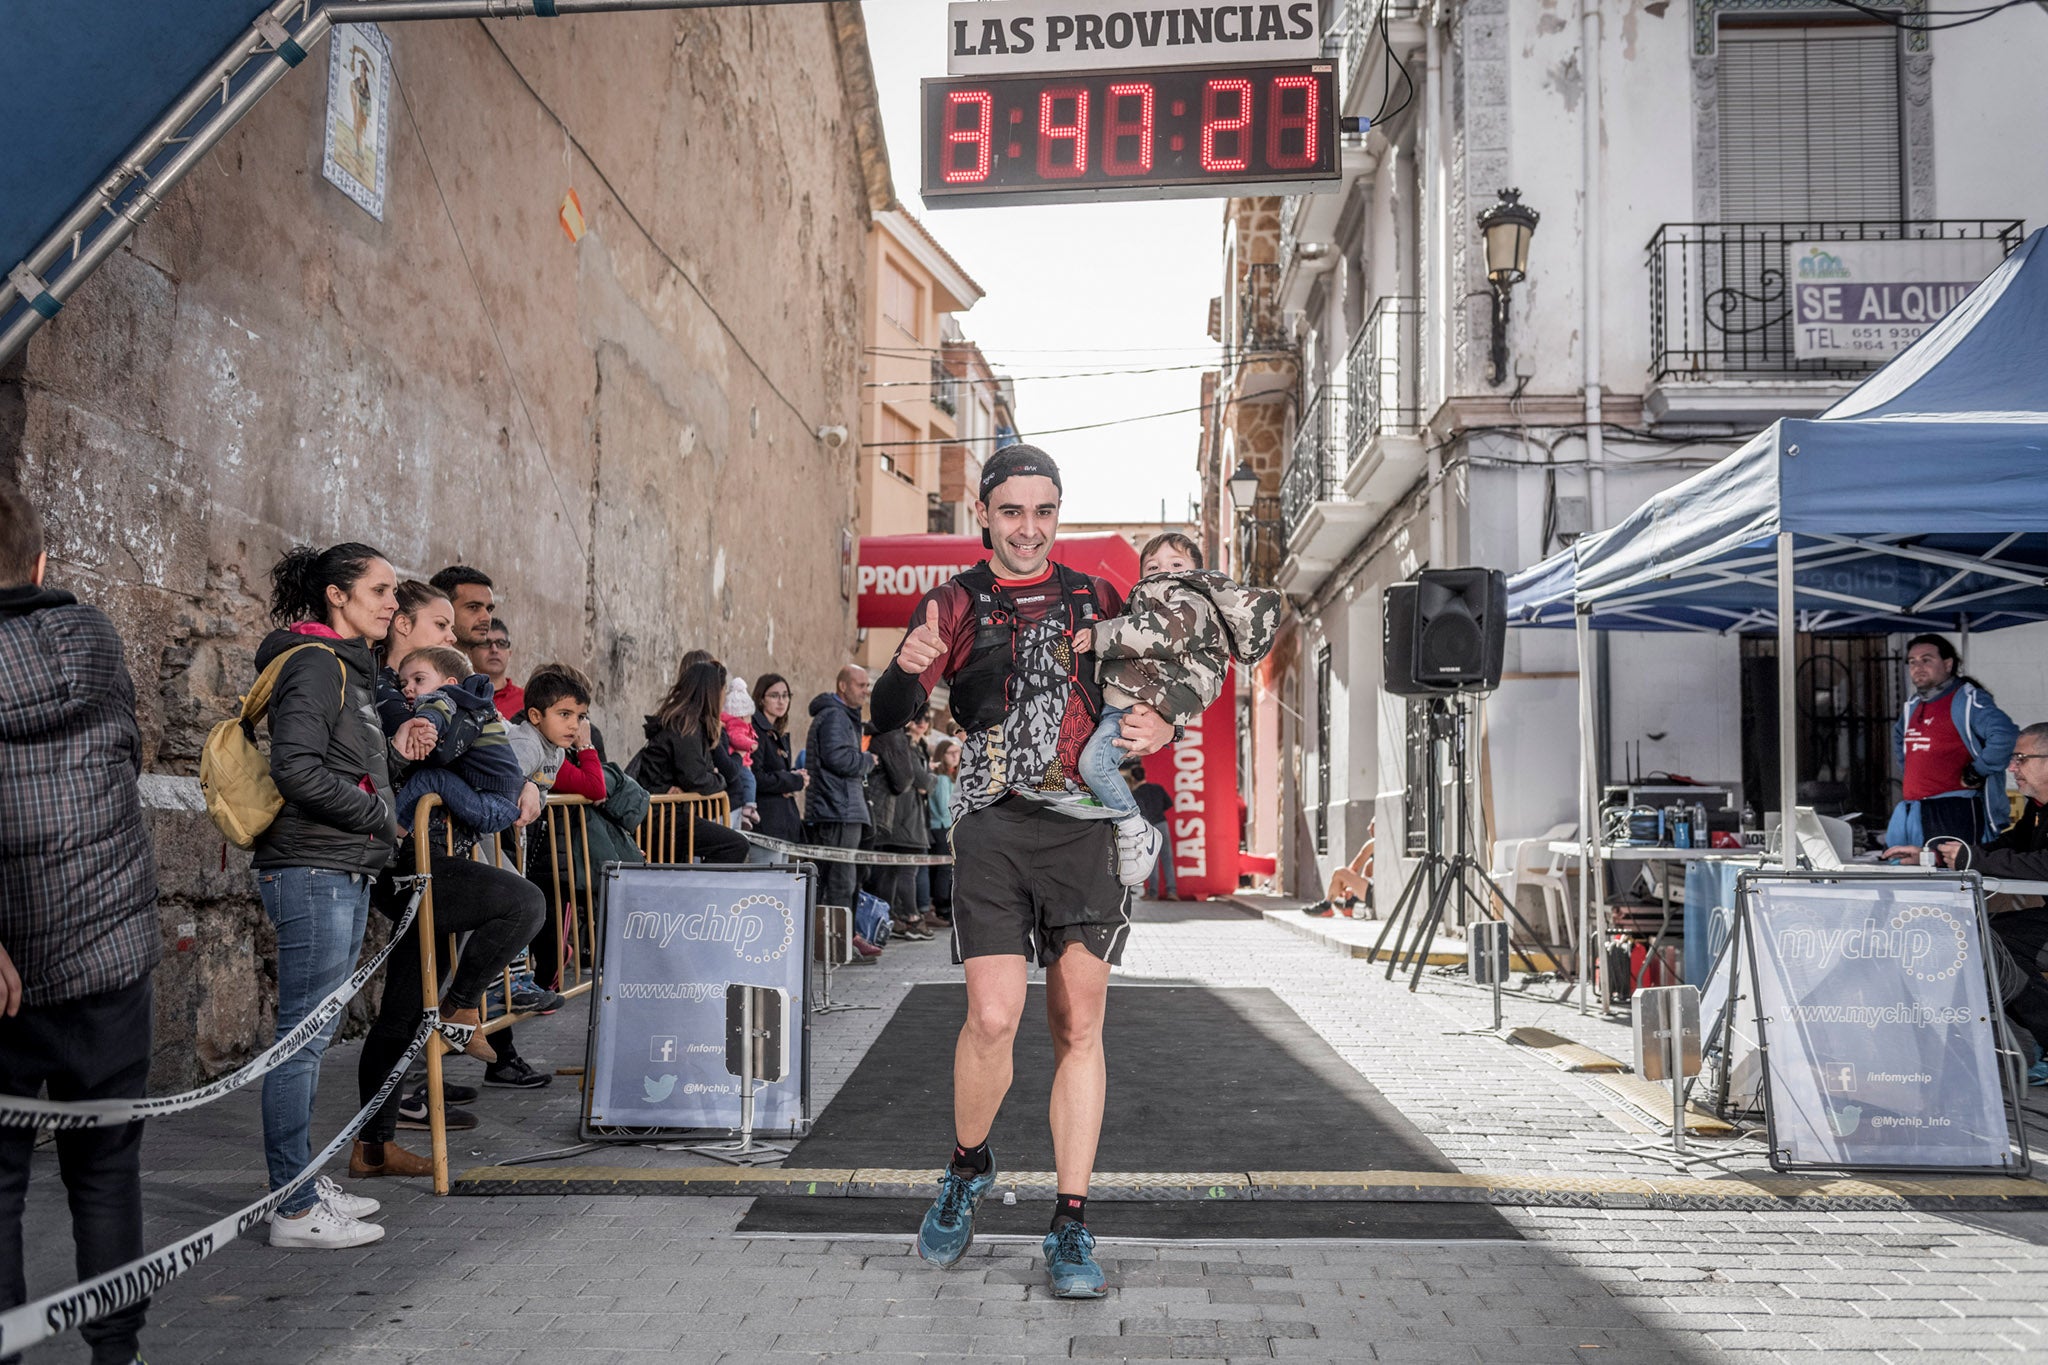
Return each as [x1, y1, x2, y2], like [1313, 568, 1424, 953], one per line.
[3, 8, 879, 1084]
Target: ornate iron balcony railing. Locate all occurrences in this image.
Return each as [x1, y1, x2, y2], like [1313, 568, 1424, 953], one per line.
[1647, 219, 2023, 382]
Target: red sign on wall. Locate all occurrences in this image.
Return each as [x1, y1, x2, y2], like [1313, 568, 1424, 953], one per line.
[858, 534, 1240, 900]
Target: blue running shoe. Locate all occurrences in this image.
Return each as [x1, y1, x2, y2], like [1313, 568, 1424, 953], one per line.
[2029, 1058, 2048, 1087]
[916, 1165, 996, 1267]
[1042, 1221, 1107, 1299]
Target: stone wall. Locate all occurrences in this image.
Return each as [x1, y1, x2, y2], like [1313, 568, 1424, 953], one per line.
[2, 8, 884, 1086]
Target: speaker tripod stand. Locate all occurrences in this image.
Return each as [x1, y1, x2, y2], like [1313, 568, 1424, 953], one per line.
[1369, 694, 1557, 996]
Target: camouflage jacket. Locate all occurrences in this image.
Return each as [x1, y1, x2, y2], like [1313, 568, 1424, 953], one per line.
[1094, 570, 1284, 725]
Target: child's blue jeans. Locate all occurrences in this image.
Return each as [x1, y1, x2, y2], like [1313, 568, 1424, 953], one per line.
[1078, 707, 1141, 818]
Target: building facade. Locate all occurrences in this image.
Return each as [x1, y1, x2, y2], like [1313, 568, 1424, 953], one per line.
[855, 208, 1020, 671]
[1, 4, 891, 1083]
[1205, 0, 2048, 914]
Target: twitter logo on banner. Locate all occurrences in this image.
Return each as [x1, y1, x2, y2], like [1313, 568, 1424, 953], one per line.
[643, 1074, 677, 1103]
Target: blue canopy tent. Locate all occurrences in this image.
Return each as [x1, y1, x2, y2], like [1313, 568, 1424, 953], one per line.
[1504, 225, 2048, 1007]
[0, 0, 797, 364]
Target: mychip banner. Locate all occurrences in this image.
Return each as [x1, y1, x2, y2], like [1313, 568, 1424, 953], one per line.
[585, 864, 812, 1137]
[1742, 872, 2023, 1173]
[1790, 238, 2004, 363]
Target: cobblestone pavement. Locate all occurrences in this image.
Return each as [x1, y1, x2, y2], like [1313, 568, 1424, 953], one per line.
[20, 897, 2048, 1363]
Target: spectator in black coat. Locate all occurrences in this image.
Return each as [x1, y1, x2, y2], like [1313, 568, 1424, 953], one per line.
[0, 482, 161, 1360]
[628, 656, 747, 863]
[804, 665, 875, 911]
[749, 673, 807, 844]
[868, 716, 933, 938]
[250, 542, 405, 1251]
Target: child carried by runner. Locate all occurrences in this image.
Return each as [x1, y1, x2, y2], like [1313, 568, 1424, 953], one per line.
[1073, 532, 1283, 886]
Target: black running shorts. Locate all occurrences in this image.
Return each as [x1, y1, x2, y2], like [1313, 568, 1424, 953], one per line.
[948, 796, 1133, 967]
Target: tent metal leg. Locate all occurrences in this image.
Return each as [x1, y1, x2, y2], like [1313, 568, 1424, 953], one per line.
[1776, 532, 1798, 870]
[1576, 610, 1597, 1014]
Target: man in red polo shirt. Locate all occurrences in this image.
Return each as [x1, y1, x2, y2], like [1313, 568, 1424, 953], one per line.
[1885, 633, 2017, 848]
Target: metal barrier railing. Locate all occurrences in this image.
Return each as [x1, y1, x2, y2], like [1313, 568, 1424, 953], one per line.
[411, 788, 733, 1193]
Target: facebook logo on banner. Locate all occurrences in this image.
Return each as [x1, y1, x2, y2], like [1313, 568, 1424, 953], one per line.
[650, 1037, 678, 1063]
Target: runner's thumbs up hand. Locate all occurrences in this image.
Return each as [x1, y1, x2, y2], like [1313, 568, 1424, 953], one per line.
[898, 601, 948, 673]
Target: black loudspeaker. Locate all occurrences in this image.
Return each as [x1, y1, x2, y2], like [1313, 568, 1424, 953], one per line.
[1382, 567, 1507, 695]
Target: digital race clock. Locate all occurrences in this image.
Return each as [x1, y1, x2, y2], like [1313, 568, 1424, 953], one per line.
[920, 60, 1339, 208]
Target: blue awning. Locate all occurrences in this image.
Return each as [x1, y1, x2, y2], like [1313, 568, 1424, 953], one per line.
[1, 4, 275, 330]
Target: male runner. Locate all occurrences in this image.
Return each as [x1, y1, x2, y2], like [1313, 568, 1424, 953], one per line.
[869, 444, 1173, 1298]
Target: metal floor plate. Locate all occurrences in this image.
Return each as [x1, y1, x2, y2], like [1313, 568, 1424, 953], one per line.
[452, 1164, 2048, 1210]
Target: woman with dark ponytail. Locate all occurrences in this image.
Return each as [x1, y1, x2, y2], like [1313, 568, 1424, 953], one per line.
[250, 543, 403, 1249]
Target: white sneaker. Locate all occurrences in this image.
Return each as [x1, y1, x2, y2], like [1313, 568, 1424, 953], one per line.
[268, 1198, 386, 1249]
[315, 1175, 380, 1220]
[1113, 818, 1161, 888]
[266, 1176, 380, 1224]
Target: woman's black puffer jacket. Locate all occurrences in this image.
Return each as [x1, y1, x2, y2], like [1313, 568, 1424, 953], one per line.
[750, 715, 805, 842]
[249, 628, 397, 875]
[629, 717, 741, 797]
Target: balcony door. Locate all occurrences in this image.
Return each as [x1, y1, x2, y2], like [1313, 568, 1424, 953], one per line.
[1700, 21, 1902, 370]
[1717, 21, 1902, 223]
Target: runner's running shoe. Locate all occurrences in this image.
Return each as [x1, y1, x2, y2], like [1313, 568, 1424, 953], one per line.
[1042, 1221, 1108, 1298]
[1113, 817, 1161, 888]
[916, 1163, 997, 1268]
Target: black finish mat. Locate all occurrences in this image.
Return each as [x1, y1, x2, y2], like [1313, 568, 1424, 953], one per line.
[739, 984, 1518, 1239]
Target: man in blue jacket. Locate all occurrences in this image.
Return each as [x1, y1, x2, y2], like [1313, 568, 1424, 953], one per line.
[804, 665, 876, 914]
[0, 482, 159, 1365]
[1885, 634, 2018, 847]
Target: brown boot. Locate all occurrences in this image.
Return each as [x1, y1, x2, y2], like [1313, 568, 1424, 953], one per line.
[435, 1005, 497, 1063]
[350, 1139, 434, 1178]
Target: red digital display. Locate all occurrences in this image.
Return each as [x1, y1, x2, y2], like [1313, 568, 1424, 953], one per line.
[922, 61, 1339, 208]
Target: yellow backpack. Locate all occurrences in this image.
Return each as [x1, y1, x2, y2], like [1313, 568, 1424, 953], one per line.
[199, 643, 346, 850]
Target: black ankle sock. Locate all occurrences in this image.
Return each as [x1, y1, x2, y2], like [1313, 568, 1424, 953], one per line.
[362, 1141, 384, 1164]
[951, 1140, 992, 1176]
[1052, 1192, 1087, 1230]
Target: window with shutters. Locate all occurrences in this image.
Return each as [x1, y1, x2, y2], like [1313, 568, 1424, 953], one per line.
[1716, 22, 1902, 223]
[882, 258, 924, 341]
[878, 408, 919, 482]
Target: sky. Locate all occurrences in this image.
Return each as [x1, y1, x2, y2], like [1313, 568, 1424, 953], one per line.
[861, 0, 1222, 526]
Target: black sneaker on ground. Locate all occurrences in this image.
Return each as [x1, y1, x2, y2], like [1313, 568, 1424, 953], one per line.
[1301, 900, 1336, 917]
[398, 1093, 478, 1130]
[483, 1056, 552, 1089]
[403, 1071, 480, 1104]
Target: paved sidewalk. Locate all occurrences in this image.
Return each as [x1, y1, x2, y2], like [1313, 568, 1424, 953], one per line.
[18, 896, 2048, 1363]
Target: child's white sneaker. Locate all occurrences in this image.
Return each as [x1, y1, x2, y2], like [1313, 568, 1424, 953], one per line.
[268, 1198, 385, 1249]
[1113, 817, 1161, 887]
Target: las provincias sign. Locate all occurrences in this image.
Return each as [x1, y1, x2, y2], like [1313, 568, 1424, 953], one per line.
[947, 0, 1322, 76]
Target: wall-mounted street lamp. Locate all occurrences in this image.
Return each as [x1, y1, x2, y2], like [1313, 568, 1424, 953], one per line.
[1477, 188, 1539, 387]
[1228, 459, 1261, 514]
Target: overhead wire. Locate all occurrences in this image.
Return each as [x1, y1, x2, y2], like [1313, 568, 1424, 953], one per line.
[1821, 0, 2039, 27]
[858, 385, 1293, 447]
[862, 360, 1243, 387]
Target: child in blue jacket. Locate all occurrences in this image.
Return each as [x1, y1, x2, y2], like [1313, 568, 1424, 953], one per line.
[390, 645, 525, 842]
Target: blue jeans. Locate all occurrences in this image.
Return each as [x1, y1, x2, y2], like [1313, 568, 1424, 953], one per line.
[257, 867, 371, 1215]
[1078, 707, 1140, 818]
[734, 766, 757, 809]
[1146, 821, 1179, 899]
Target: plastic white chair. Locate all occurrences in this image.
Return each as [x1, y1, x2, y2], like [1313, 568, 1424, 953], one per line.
[1494, 822, 1577, 950]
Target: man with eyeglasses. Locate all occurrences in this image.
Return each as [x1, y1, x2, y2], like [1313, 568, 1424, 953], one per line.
[1889, 721, 2048, 1080]
[468, 617, 523, 722]
[1883, 633, 2017, 850]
